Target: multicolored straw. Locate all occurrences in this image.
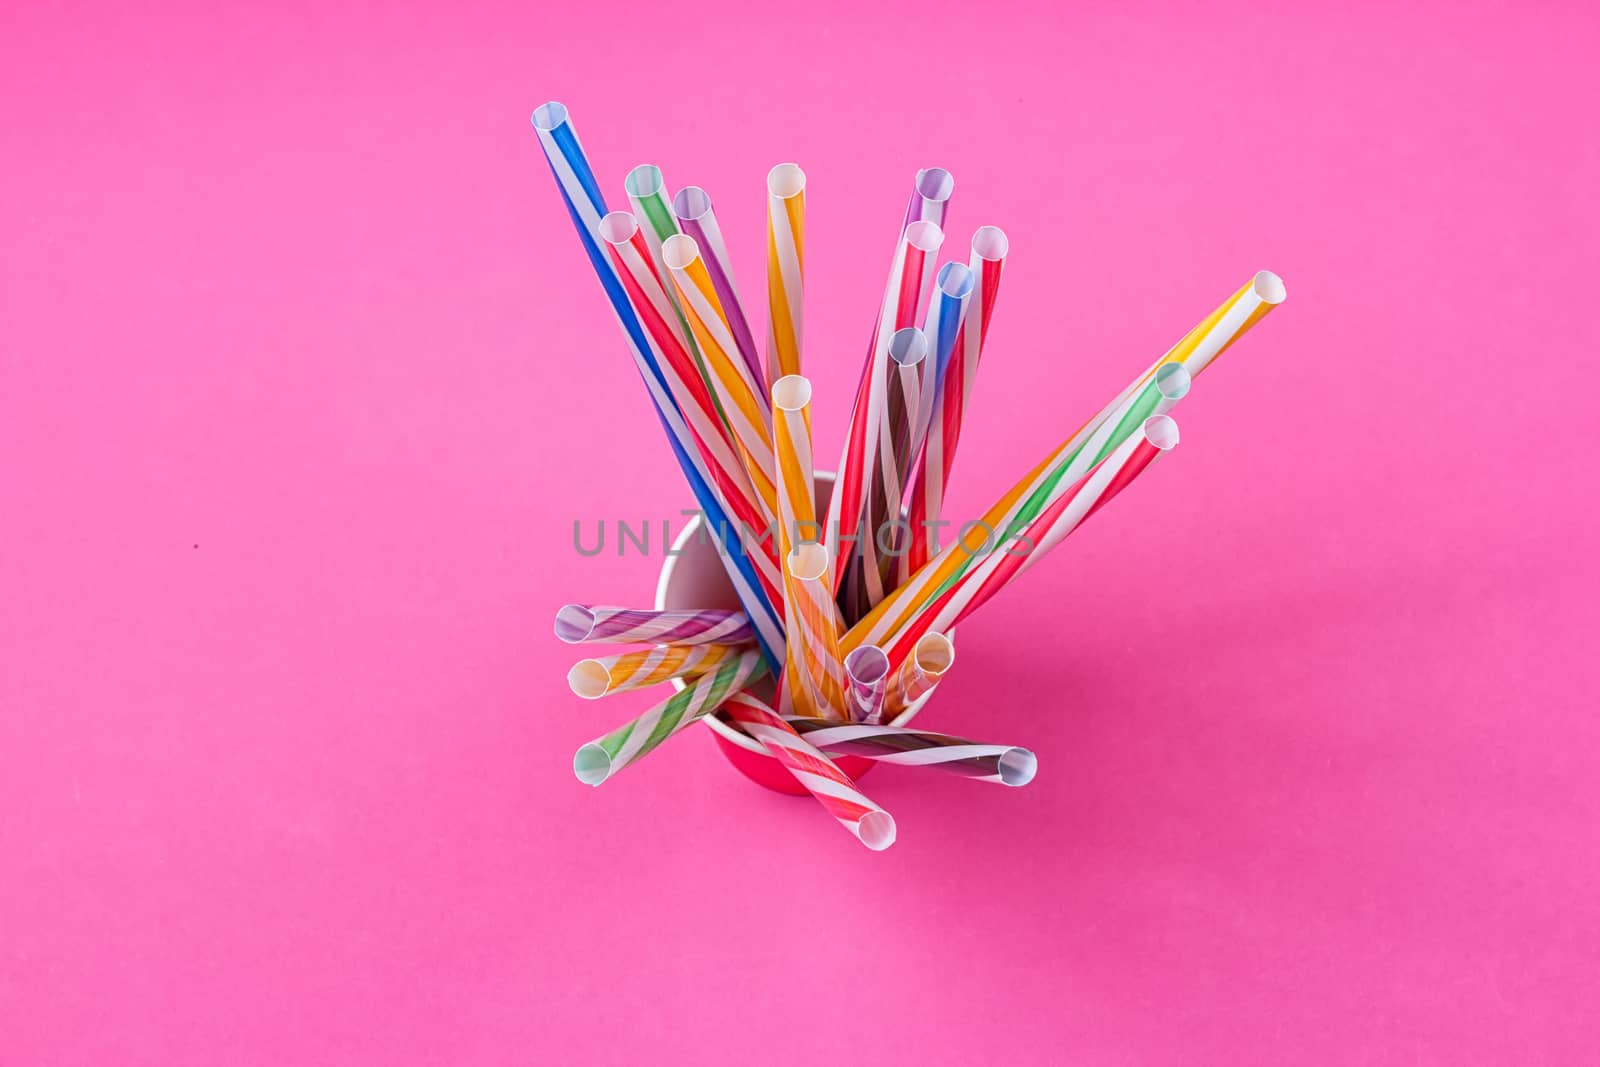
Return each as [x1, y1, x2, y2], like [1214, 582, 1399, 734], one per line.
[567, 641, 748, 699]
[529, 103, 784, 671]
[786, 718, 1037, 786]
[842, 645, 891, 724]
[554, 604, 754, 646]
[784, 543, 849, 721]
[903, 226, 1009, 581]
[765, 164, 806, 385]
[722, 692, 897, 850]
[771, 374, 825, 717]
[673, 185, 765, 390]
[573, 650, 767, 785]
[883, 632, 953, 718]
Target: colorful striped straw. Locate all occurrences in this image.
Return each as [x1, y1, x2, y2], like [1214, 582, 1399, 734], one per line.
[883, 632, 954, 718]
[662, 234, 779, 525]
[903, 261, 975, 500]
[785, 543, 849, 721]
[771, 374, 825, 718]
[786, 718, 1037, 787]
[567, 641, 748, 699]
[623, 164, 679, 273]
[843, 270, 1286, 661]
[722, 692, 897, 850]
[599, 211, 785, 606]
[827, 220, 945, 596]
[765, 163, 806, 385]
[572, 650, 767, 785]
[554, 604, 754, 646]
[529, 103, 784, 671]
[902, 166, 954, 231]
[903, 227, 1009, 582]
[842, 645, 891, 724]
[672, 185, 765, 390]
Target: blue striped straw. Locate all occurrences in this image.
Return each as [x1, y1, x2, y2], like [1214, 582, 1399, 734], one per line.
[530, 102, 784, 671]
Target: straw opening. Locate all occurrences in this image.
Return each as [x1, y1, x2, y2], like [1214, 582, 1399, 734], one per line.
[624, 164, 665, 199]
[531, 102, 568, 131]
[856, 810, 897, 851]
[788, 543, 829, 582]
[1143, 414, 1180, 451]
[598, 211, 639, 246]
[573, 744, 613, 786]
[767, 163, 806, 199]
[845, 645, 890, 686]
[914, 633, 955, 675]
[660, 233, 700, 271]
[914, 167, 954, 204]
[1153, 363, 1192, 401]
[904, 220, 944, 253]
[937, 262, 975, 299]
[771, 374, 812, 411]
[567, 660, 612, 699]
[889, 327, 928, 367]
[554, 604, 597, 643]
[672, 186, 713, 222]
[997, 748, 1038, 787]
[971, 225, 1009, 262]
[1253, 270, 1287, 305]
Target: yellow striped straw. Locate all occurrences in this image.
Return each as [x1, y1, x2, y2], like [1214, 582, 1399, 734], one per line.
[882, 632, 954, 719]
[567, 641, 747, 699]
[663, 233, 779, 525]
[785, 544, 849, 721]
[765, 163, 806, 385]
[772, 374, 824, 717]
[843, 271, 1287, 656]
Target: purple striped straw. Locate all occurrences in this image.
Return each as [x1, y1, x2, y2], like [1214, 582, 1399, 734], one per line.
[554, 604, 754, 647]
[672, 186, 766, 390]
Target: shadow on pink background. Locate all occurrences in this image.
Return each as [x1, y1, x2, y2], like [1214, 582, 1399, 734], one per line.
[3, 1, 1596, 1063]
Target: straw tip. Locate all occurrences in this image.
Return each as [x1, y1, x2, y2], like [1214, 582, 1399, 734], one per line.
[857, 810, 897, 851]
[624, 163, 665, 199]
[567, 660, 610, 699]
[661, 233, 700, 271]
[972, 225, 1009, 261]
[554, 604, 597, 643]
[1253, 270, 1287, 305]
[573, 744, 613, 786]
[1143, 414, 1181, 451]
[767, 163, 807, 199]
[998, 748, 1038, 787]
[530, 102, 568, 131]
[771, 374, 813, 412]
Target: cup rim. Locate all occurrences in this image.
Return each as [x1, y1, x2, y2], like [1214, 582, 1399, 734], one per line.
[656, 475, 948, 756]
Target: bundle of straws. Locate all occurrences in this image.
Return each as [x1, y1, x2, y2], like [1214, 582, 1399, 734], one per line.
[533, 101, 1287, 850]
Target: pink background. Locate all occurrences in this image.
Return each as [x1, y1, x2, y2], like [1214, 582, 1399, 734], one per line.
[3, 1, 1597, 1063]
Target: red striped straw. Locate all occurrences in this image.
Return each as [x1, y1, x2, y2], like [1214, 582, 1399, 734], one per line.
[826, 220, 944, 599]
[722, 692, 897, 850]
[901, 226, 1009, 585]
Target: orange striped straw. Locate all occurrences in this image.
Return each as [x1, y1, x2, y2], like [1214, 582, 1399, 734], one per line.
[882, 632, 954, 719]
[567, 641, 747, 699]
[765, 163, 806, 385]
[663, 233, 779, 526]
[784, 543, 849, 721]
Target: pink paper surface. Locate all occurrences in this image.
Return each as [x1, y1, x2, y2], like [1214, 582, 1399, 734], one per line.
[3, 2, 1596, 1063]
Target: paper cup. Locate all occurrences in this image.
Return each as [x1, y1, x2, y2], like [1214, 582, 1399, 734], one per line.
[656, 472, 949, 794]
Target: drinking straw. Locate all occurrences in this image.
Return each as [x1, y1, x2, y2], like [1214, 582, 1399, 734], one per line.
[841, 327, 927, 618]
[599, 211, 785, 605]
[882, 632, 954, 717]
[902, 166, 954, 231]
[903, 226, 1009, 583]
[786, 718, 1037, 786]
[722, 692, 897, 850]
[886, 416, 1180, 663]
[785, 543, 849, 721]
[623, 165, 679, 274]
[573, 650, 767, 785]
[673, 185, 766, 390]
[555, 604, 754, 646]
[826, 221, 945, 595]
[841, 270, 1285, 659]
[662, 234, 779, 524]
[771, 374, 825, 717]
[903, 262, 975, 495]
[765, 163, 806, 385]
[842, 645, 891, 724]
[530, 103, 784, 671]
[568, 641, 747, 699]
